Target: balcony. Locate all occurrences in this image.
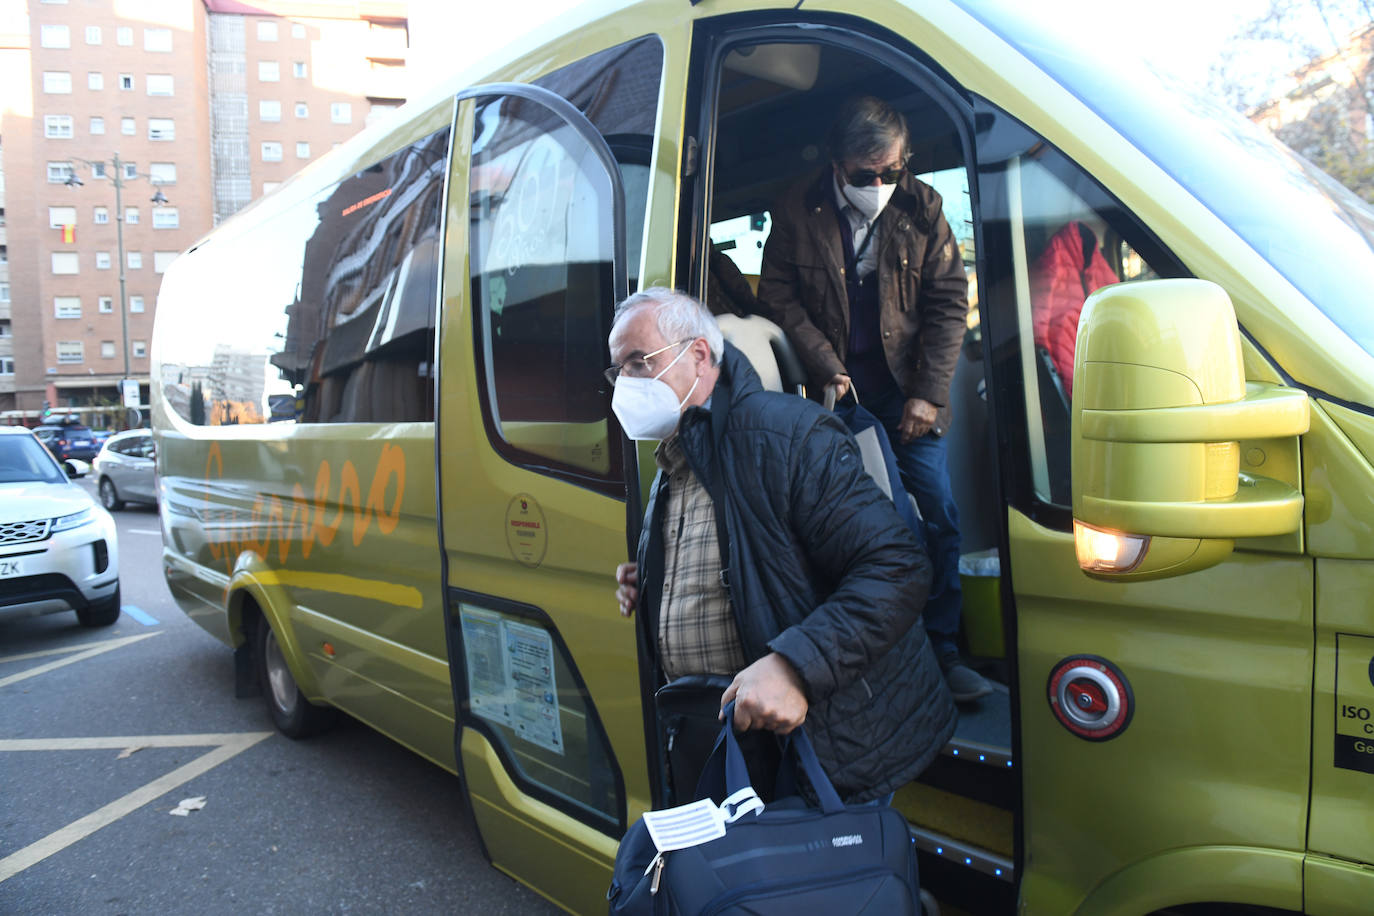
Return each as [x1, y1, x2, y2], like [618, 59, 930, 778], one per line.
[365, 62, 408, 103]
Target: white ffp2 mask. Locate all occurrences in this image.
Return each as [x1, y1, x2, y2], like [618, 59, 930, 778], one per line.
[611, 345, 700, 441]
[841, 181, 897, 222]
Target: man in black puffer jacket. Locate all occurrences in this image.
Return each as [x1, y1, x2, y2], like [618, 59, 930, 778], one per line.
[611, 287, 956, 803]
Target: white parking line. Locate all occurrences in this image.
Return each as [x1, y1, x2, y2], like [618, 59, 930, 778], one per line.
[127, 529, 161, 536]
[0, 731, 273, 882]
[0, 633, 161, 689]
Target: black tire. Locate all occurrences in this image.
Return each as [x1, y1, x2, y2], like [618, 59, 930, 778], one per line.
[254, 614, 337, 738]
[98, 477, 124, 511]
[77, 585, 121, 627]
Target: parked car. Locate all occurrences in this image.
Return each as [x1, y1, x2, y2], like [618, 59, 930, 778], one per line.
[32, 423, 100, 462]
[0, 426, 120, 627]
[93, 429, 157, 510]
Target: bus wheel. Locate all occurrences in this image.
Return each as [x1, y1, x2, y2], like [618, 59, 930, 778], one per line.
[255, 616, 337, 738]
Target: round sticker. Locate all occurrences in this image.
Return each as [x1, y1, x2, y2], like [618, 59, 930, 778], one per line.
[1047, 655, 1134, 742]
[505, 493, 548, 568]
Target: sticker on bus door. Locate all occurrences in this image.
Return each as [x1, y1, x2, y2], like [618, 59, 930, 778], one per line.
[1334, 633, 1374, 774]
[459, 604, 564, 755]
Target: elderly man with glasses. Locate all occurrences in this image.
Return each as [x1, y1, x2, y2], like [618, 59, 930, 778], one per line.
[757, 95, 991, 703]
[609, 286, 955, 805]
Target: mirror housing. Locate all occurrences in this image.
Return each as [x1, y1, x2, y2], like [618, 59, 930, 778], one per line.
[1071, 279, 1308, 580]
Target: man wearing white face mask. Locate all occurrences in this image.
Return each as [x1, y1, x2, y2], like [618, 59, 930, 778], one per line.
[610, 288, 956, 805]
[758, 95, 991, 702]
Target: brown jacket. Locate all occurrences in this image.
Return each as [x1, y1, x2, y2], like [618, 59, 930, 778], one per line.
[757, 170, 969, 434]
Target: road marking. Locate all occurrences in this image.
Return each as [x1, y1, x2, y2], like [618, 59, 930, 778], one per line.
[121, 604, 159, 626]
[0, 632, 161, 689]
[127, 528, 161, 536]
[0, 730, 274, 882]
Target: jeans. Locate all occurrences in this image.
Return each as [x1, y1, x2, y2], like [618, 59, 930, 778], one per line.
[863, 384, 963, 659]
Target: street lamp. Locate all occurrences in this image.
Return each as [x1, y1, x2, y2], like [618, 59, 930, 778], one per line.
[62, 153, 170, 388]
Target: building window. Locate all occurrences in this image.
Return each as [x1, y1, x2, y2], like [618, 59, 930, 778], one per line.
[148, 118, 174, 141]
[330, 102, 352, 124]
[51, 252, 79, 274]
[121, 117, 135, 136]
[0, 284, 8, 303]
[85, 25, 101, 45]
[294, 101, 308, 118]
[130, 295, 146, 312]
[257, 21, 278, 41]
[125, 207, 140, 224]
[94, 207, 109, 224]
[90, 116, 105, 135]
[123, 162, 137, 180]
[101, 341, 115, 358]
[91, 162, 106, 180]
[42, 72, 72, 94]
[291, 23, 305, 39]
[87, 71, 103, 90]
[127, 251, 141, 269]
[0, 358, 12, 376]
[116, 27, 132, 46]
[44, 115, 73, 139]
[48, 206, 77, 228]
[40, 24, 70, 48]
[56, 341, 83, 364]
[295, 141, 310, 159]
[153, 252, 177, 273]
[146, 74, 174, 96]
[144, 28, 172, 52]
[98, 296, 113, 313]
[149, 162, 177, 185]
[96, 251, 111, 269]
[259, 99, 281, 121]
[292, 61, 307, 78]
[261, 142, 283, 162]
[262, 181, 281, 194]
[54, 296, 81, 319]
[152, 208, 179, 229]
[258, 61, 280, 82]
[46, 162, 75, 183]
[0, 246, 6, 264]
[133, 340, 147, 358]
[0, 320, 8, 334]
[119, 73, 134, 91]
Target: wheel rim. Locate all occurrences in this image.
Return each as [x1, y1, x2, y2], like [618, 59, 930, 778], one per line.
[100, 479, 115, 507]
[263, 627, 297, 713]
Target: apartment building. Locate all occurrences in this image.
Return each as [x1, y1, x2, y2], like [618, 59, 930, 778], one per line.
[0, 0, 407, 419]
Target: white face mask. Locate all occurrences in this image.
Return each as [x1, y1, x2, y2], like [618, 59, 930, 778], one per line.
[841, 180, 897, 222]
[611, 344, 700, 441]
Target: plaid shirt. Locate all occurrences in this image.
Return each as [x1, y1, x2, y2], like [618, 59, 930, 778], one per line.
[654, 435, 747, 680]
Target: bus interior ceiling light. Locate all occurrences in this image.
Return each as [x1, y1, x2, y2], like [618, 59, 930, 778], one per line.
[1073, 520, 1150, 574]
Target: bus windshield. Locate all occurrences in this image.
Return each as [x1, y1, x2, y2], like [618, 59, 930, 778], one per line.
[954, 0, 1374, 363]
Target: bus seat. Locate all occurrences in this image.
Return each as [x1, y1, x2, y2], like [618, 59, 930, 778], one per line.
[715, 313, 807, 395]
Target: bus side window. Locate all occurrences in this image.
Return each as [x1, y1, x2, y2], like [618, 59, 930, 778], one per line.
[976, 107, 1183, 510]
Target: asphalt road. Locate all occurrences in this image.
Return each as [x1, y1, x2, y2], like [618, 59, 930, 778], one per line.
[0, 480, 561, 915]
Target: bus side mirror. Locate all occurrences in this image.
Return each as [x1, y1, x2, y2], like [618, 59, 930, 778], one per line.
[1070, 279, 1309, 581]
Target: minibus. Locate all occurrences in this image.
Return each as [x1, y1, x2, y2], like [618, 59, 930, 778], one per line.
[151, 1, 1374, 913]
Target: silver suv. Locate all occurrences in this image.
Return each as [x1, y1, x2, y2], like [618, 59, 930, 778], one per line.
[93, 429, 157, 510]
[0, 427, 121, 626]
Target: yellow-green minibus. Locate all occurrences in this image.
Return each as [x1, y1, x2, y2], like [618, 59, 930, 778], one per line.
[152, 2, 1374, 913]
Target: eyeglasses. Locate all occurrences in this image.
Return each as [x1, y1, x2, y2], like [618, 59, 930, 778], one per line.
[604, 338, 692, 386]
[844, 163, 909, 187]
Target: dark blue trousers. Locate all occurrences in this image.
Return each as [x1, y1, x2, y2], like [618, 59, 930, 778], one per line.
[862, 384, 963, 659]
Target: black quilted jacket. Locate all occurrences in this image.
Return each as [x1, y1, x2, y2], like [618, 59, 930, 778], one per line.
[636, 344, 957, 802]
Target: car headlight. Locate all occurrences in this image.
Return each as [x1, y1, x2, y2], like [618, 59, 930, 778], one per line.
[52, 507, 95, 532]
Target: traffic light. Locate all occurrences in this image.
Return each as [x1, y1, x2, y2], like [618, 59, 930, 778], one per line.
[42, 400, 52, 420]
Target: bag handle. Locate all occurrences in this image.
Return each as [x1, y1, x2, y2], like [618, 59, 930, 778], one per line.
[698, 702, 845, 814]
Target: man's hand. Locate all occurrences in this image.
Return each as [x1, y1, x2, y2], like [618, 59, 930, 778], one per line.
[826, 374, 851, 404]
[897, 397, 938, 443]
[615, 562, 638, 617]
[720, 653, 809, 734]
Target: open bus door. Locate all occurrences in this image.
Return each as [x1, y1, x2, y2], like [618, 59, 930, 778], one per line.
[436, 82, 647, 913]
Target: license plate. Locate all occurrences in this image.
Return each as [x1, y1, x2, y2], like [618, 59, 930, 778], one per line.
[0, 559, 22, 577]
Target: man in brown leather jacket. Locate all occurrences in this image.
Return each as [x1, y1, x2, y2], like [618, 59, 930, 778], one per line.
[757, 95, 990, 701]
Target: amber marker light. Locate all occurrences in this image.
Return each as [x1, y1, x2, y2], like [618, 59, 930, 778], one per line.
[1074, 520, 1150, 574]
[323, 642, 336, 657]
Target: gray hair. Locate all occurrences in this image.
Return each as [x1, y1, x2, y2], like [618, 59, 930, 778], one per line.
[612, 287, 724, 365]
[826, 95, 908, 164]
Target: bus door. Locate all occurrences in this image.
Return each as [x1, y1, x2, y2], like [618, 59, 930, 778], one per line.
[436, 82, 643, 912]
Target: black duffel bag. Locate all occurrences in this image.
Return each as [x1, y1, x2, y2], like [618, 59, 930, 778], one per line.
[608, 702, 919, 915]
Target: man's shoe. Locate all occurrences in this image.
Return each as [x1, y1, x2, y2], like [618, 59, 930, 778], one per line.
[940, 655, 993, 703]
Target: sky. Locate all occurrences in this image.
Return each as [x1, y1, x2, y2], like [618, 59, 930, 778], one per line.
[406, 0, 1280, 98]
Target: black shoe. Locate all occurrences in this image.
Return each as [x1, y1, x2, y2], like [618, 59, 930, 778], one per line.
[940, 653, 993, 703]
